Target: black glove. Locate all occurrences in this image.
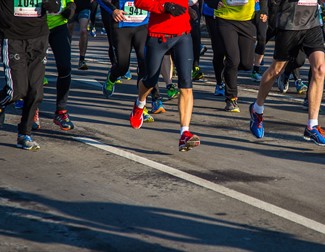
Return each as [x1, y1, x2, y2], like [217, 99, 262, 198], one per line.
[164, 2, 186, 17]
[61, 2, 76, 20]
[42, 0, 61, 13]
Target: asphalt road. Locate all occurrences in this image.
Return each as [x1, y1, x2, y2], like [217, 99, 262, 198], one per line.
[0, 31, 324, 252]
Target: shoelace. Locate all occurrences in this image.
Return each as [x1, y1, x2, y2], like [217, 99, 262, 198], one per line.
[255, 113, 263, 128]
[58, 113, 69, 122]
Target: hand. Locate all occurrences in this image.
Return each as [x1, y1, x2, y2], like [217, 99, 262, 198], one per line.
[112, 9, 127, 22]
[42, 0, 61, 13]
[164, 2, 186, 17]
[260, 14, 268, 23]
[188, 7, 198, 20]
[61, 2, 76, 20]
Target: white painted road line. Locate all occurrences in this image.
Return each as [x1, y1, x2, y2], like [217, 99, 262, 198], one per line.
[74, 137, 325, 235]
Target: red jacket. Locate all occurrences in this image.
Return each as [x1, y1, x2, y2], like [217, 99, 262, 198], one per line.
[134, 0, 191, 36]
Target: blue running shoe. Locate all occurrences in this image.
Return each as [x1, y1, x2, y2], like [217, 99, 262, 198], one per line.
[303, 125, 325, 146]
[214, 83, 225, 96]
[122, 68, 132, 80]
[103, 75, 116, 98]
[249, 103, 264, 138]
[17, 134, 40, 151]
[151, 100, 166, 114]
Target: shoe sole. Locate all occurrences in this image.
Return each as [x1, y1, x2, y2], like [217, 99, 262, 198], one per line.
[152, 108, 166, 114]
[54, 121, 74, 131]
[16, 144, 40, 151]
[179, 135, 200, 152]
[303, 136, 325, 146]
[225, 108, 240, 113]
[297, 87, 308, 94]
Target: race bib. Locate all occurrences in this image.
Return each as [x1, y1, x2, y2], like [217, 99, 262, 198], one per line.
[14, 0, 42, 17]
[123, 1, 148, 23]
[226, 0, 249, 6]
[297, 0, 318, 6]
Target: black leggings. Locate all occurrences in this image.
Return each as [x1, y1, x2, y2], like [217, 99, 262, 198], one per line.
[49, 24, 72, 111]
[143, 34, 193, 89]
[204, 15, 225, 85]
[217, 18, 255, 99]
[100, 7, 116, 66]
[110, 25, 147, 85]
[190, 4, 201, 69]
[253, 10, 267, 55]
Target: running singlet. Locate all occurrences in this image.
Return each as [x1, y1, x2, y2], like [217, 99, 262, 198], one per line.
[277, 0, 319, 30]
[214, 0, 255, 21]
[118, 0, 149, 27]
[0, 0, 49, 39]
[47, 0, 74, 30]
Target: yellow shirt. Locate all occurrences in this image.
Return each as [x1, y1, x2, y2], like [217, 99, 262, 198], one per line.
[214, 0, 255, 21]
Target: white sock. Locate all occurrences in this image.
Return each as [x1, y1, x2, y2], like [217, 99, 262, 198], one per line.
[136, 98, 146, 109]
[307, 119, 318, 129]
[253, 102, 264, 114]
[180, 126, 189, 136]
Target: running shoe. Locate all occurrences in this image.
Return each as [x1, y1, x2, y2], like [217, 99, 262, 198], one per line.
[0, 107, 5, 128]
[179, 131, 200, 152]
[43, 77, 48, 86]
[14, 99, 24, 110]
[151, 100, 166, 114]
[53, 110, 74, 131]
[103, 76, 116, 98]
[130, 102, 144, 129]
[90, 27, 97, 37]
[100, 27, 107, 35]
[78, 60, 88, 70]
[17, 134, 40, 151]
[143, 107, 154, 123]
[277, 73, 289, 93]
[166, 84, 179, 99]
[192, 67, 204, 81]
[303, 125, 325, 146]
[116, 77, 122, 84]
[225, 98, 240, 112]
[295, 79, 308, 94]
[200, 44, 207, 56]
[214, 83, 225, 96]
[251, 71, 262, 82]
[249, 103, 264, 138]
[122, 68, 132, 80]
[32, 108, 40, 130]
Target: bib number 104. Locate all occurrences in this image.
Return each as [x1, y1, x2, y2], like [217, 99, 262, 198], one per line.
[16, 0, 41, 7]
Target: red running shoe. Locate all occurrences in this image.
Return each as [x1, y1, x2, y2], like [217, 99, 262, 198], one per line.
[130, 102, 144, 129]
[179, 131, 200, 151]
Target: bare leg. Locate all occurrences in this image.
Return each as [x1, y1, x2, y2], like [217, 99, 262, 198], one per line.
[307, 51, 325, 121]
[78, 18, 89, 57]
[178, 88, 193, 127]
[256, 60, 287, 106]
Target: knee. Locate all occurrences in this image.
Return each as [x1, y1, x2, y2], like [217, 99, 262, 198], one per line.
[57, 65, 71, 78]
